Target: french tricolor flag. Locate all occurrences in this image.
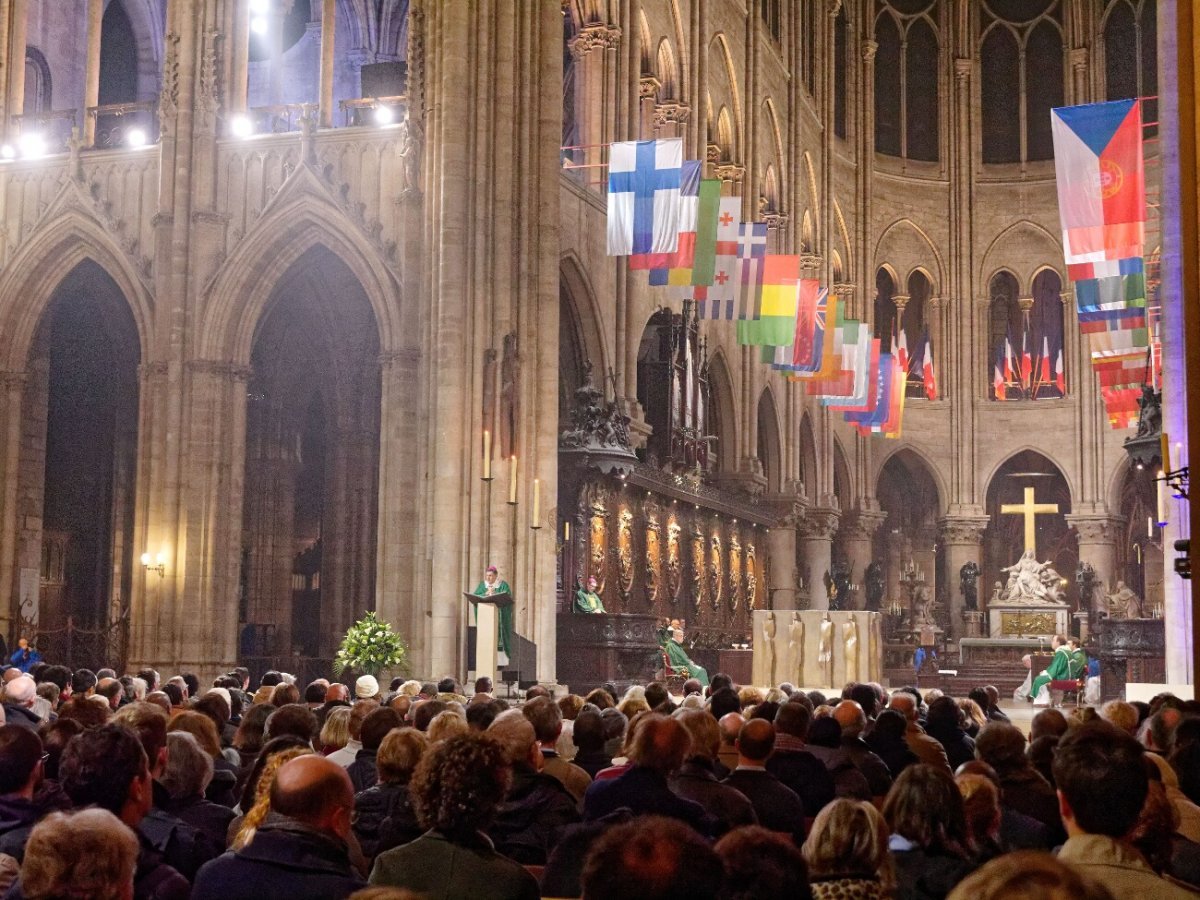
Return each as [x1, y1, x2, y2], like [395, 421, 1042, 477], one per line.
[1051, 100, 1146, 269]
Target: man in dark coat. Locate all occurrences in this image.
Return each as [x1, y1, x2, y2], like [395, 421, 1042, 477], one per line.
[583, 714, 712, 836]
[668, 709, 757, 835]
[346, 707, 402, 793]
[723, 718, 806, 844]
[192, 756, 364, 900]
[765, 699, 835, 814]
[0, 726, 43, 862]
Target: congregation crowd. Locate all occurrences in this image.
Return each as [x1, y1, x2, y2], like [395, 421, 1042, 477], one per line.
[1, 650, 1200, 899]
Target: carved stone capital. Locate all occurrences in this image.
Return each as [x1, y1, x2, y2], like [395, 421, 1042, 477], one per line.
[1060, 289, 1073, 305]
[1067, 514, 1126, 544]
[832, 282, 856, 297]
[378, 349, 421, 370]
[862, 40, 878, 63]
[187, 359, 252, 382]
[639, 75, 662, 101]
[929, 295, 945, 309]
[892, 293, 910, 311]
[826, 0, 843, 19]
[761, 211, 789, 232]
[842, 510, 888, 542]
[1069, 47, 1088, 71]
[954, 57, 971, 81]
[569, 23, 621, 59]
[938, 515, 990, 545]
[798, 507, 840, 542]
[652, 100, 691, 126]
[706, 143, 722, 164]
[715, 162, 746, 184]
[1017, 296, 1035, 313]
[800, 253, 823, 272]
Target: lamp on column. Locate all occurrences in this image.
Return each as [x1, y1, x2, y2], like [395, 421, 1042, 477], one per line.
[140, 552, 166, 577]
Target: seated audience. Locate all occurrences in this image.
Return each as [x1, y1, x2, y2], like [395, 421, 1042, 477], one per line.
[956, 772, 1004, 862]
[167, 711, 238, 806]
[353, 728, 427, 859]
[348, 707, 403, 793]
[764, 701, 834, 815]
[924, 697, 977, 771]
[669, 709, 757, 835]
[887, 692, 951, 773]
[946, 850, 1116, 900]
[882, 764, 975, 900]
[715, 824, 812, 900]
[864, 709, 920, 778]
[524, 697, 592, 804]
[18, 809, 139, 900]
[1053, 721, 1197, 897]
[581, 815, 724, 900]
[193, 756, 365, 899]
[158, 732, 236, 856]
[0, 726, 43, 872]
[724, 719, 806, 845]
[802, 799, 893, 900]
[974, 722, 1065, 845]
[831, 700, 893, 800]
[570, 707, 612, 779]
[369, 733, 540, 900]
[321, 705, 353, 755]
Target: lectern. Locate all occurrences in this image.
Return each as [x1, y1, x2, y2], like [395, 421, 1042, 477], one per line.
[464, 590, 513, 683]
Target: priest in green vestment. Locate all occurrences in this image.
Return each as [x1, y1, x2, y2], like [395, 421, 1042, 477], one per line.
[574, 576, 606, 614]
[1067, 638, 1088, 680]
[473, 565, 513, 666]
[1031, 635, 1072, 704]
[663, 625, 709, 687]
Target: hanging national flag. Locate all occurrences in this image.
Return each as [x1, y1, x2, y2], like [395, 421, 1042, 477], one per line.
[691, 183, 732, 288]
[896, 326, 909, 373]
[830, 338, 881, 412]
[848, 352, 895, 434]
[880, 353, 907, 436]
[1051, 100, 1146, 268]
[644, 160, 701, 281]
[1055, 347, 1066, 394]
[736, 255, 800, 347]
[735, 223, 769, 321]
[1101, 386, 1141, 428]
[811, 321, 866, 400]
[766, 280, 822, 371]
[1039, 336, 1052, 388]
[698, 196, 742, 319]
[802, 300, 846, 385]
[923, 332, 938, 401]
[1068, 255, 1146, 282]
[789, 289, 833, 375]
[1021, 330, 1032, 391]
[1004, 336, 1016, 386]
[993, 343, 1006, 400]
[607, 139, 684, 257]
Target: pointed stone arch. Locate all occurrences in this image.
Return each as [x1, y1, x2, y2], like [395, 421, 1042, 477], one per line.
[756, 386, 782, 494]
[707, 349, 737, 476]
[201, 183, 404, 365]
[799, 412, 819, 501]
[559, 251, 611, 382]
[0, 208, 153, 372]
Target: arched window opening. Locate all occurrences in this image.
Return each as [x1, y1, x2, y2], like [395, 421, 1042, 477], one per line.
[902, 271, 932, 398]
[834, 6, 849, 139]
[23, 47, 51, 115]
[874, 267, 896, 353]
[988, 271, 1021, 399]
[1103, 0, 1158, 138]
[874, 3, 940, 162]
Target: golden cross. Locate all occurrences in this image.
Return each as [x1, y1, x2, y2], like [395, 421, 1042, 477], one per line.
[1000, 486, 1059, 553]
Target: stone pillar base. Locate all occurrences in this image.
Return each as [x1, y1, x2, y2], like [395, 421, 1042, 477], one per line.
[1074, 610, 1090, 643]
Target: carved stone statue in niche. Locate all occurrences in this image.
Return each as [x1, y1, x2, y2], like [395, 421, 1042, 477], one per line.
[399, 115, 424, 196]
[745, 544, 757, 610]
[1106, 580, 1144, 619]
[865, 562, 885, 612]
[827, 562, 851, 611]
[1076, 562, 1100, 615]
[617, 507, 634, 600]
[728, 533, 742, 611]
[843, 615, 859, 683]
[691, 524, 705, 613]
[645, 503, 661, 605]
[709, 532, 723, 610]
[500, 332, 520, 459]
[789, 612, 804, 683]
[762, 611, 777, 687]
[818, 612, 834, 688]
[667, 521, 682, 604]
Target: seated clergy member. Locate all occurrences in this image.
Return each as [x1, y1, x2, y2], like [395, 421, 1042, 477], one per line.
[661, 624, 710, 687]
[1053, 721, 1197, 898]
[1030, 634, 1072, 706]
[192, 755, 365, 900]
[574, 575, 607, 614]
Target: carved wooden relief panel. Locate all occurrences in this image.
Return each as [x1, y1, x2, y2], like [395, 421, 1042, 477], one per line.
[644, 500, 662, 605]
[728, 531, 742, 611]
[617, 506, 634, 600]
[667, 518, 682, 605]
[745, 541, 758, 609]
[709, 528, 723, 611]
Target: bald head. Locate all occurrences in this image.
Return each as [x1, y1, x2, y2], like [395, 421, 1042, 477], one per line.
[832, 700, 866, 738]
[718, 712, 745, 747]
[736, 718, 775, 763]
[3, 676, 36, 706]
[325, 683, 349, 704]
[270, 755, 354, 838]
[888, 692, 916, 722]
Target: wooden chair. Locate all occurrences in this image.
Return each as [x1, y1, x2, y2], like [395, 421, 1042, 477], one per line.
[660, 649, 688, 693]
[1048, 678, 1084, 708]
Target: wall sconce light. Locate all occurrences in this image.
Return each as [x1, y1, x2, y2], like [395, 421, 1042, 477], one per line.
[140, 552, 166, 577]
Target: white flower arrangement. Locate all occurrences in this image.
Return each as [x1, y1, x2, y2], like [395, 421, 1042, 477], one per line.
[332, 611, 409, 677]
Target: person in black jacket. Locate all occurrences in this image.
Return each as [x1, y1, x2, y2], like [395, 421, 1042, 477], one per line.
[865, 709, 920, 778]
[882, 764, 975, 900]
[158, 732, 235, 855]
[724, 718, 807, 845]
[669, 709, 757, 835]
[192, 755, 365, 900]
[353, 727, 427, 859]
[346, 707, 403, 794]
[766, 699, 836, 815]
[486, 709, 580, 864]
[0, 726, 43, 865]
[924, 697, 977, 772]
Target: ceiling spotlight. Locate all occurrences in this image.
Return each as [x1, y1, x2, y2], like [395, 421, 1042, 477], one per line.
[249, 0, 269, 12]
[229, 115, 254, 139]
[374, 105, 394, 126]
[250, 15, 268, 35]
[127, 128, 147, 148]
[17, 133, 45, 159]
[0, 144, 14, 160]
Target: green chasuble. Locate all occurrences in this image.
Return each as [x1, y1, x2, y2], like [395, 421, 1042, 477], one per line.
[664, 639, 710, 687]
[1068, 648, 1088, 680]
[1031, 645, 1073, 697]
[473, 580, 513, 659]
[574, 588, 606, 614]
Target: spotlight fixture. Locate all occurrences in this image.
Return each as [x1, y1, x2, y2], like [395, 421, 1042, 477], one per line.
[251, 15, 268, 35]
[249, 0, 269, 12]
[229, 115, 254, 139]
[0, 144, 14, 160]
[17, 133, 45, 160]
[374, 105, 394, 126]
[127, 128, 148, 148]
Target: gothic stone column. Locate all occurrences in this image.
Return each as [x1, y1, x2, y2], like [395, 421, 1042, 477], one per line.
[798, 508, 839, 610]
[1068, 515, 1124, 621]
[939, 516, 990, 638]
[841, 509, 887, 610]
[764, 497, 802, 610]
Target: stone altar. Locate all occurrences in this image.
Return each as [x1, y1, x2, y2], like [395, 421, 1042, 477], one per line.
[986, 548, 1069, 638]
[988, 605, 1070, 638]
[752, 609, 882, 690]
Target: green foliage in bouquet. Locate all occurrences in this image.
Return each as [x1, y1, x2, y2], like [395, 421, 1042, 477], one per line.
[333, 611, 409, 677]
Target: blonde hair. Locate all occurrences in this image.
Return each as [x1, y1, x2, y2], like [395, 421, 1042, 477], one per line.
[232, 747, 311, 849]
[21, 808, 138, 900]
[617, 697, 651, 719]
[946, 850, 1115, 900]
[319, 706, 352, 751]
[958, 698, 987, 733]
[377, 728, 428, 784]
[957, 773, 1001, 852]
[427, 709, 469, 744]
[168, 710, 222, 758]
[399, 680, 423, 697]
[802, 799, 893, 890]
[738, 686, 766, 709]
[1099, 700, 1138, 735]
